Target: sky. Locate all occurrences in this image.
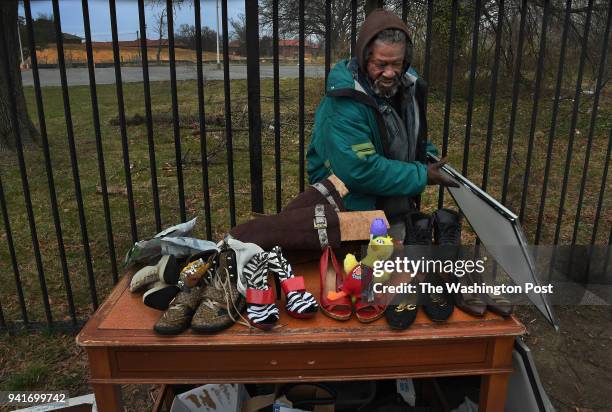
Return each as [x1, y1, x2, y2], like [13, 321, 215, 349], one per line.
[18, 0, 245, 41]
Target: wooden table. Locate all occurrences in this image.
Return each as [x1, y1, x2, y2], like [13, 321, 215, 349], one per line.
[77, 261, 525, 411]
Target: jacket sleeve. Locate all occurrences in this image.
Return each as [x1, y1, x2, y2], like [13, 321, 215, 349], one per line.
[321, 101, 428, 197]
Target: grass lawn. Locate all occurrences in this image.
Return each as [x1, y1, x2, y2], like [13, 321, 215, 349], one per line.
[0, 72, 609, 401]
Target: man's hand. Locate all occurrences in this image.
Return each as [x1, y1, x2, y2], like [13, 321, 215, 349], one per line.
[427, 157, 460, 188]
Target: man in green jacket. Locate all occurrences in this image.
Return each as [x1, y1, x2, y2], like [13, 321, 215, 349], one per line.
[306, 9, 458, 242]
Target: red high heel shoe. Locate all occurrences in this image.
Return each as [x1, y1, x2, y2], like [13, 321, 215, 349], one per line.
[319, 246, 352, 321]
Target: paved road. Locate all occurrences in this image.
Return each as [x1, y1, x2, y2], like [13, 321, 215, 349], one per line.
[20, 64, 326, 86]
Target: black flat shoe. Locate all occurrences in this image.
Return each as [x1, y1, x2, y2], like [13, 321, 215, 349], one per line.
[421, 272, 454, 322]
[385, 291, 419, 330]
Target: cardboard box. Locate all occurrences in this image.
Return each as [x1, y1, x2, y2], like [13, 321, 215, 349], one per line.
[170, 384, 249, 412]
[338, 210, 389, 241]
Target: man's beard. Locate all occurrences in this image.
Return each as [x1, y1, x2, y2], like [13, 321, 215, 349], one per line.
[372, 75, 400, 99]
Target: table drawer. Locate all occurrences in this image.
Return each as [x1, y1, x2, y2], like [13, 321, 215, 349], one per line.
[111, 339, 492, 381]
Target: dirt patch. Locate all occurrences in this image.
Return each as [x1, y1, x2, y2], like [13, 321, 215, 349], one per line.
[515, 305, 612, 412]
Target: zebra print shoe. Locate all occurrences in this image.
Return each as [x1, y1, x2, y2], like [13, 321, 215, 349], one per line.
[269, 246, 319, 319]
[243, 252, 280, 330]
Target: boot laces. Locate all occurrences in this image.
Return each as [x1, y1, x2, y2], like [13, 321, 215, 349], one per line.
[202, 267, 251, 328]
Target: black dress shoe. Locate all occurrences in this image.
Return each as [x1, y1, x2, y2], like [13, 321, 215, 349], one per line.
[420, 272, 454, 322]
[451, 273, 487, 317]
[481, 292, 514, 317]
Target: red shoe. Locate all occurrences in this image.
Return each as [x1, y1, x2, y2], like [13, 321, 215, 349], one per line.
[246, 287, 278, 330]
[354, 296, 385, 323]
[319, 246, 352, 321]
[244, 252, 280, 331]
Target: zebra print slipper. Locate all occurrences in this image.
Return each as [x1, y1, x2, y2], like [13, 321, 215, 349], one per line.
[243, 252, 280, 330]
[269, 246, 319, 319]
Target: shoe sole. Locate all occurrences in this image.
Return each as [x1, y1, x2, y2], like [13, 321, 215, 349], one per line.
[143, 284, 180, 311]
[286, 310, 317, 319]
[487, 305, 513, 317]
[154, 325, 188, 335]
[191, 321, 233, 333]
[249, 321, 276, 331]
[423, 312, 453, 322]
[159, 255, 181, 284]
[320, 307, 352, 321]
[387, 320, 416, 330]
[356, 310, 385, 323]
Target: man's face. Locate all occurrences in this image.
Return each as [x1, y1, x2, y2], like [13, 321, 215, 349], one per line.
[366, 40, 405, 98]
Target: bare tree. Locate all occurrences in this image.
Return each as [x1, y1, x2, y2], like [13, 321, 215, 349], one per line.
[153, 8, 167, 63]
[147, 0, 186, 63]
[259, 0, 363, 61]
[230, 13, 247, 56]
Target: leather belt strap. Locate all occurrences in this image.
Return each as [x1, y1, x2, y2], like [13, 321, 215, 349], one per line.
[314, 204, 329, 249]
[312, 182, 340, 212]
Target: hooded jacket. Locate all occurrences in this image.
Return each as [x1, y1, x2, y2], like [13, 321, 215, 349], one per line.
[306, 9, 437, 214]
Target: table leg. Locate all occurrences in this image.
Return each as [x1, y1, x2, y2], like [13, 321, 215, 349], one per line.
[93, 383, 122, 412]
[479, 373, 510, 412]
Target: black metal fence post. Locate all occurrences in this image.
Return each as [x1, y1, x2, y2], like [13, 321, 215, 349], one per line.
[273, 0, 282, 213]
[325, 0, 332, 86]
[351, 0, 357, 58]
[245, 0, 264, 214]
[422, 0, 433, 110]
[166, 0, 187, 223]
[298, 0, 305, 193]
[221, 0, 237, 226]
[194, 0, 213, 239]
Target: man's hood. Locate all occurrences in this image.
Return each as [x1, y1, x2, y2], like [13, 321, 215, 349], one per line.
[326, 59, 358, 92]
[356, 8, 413, 74]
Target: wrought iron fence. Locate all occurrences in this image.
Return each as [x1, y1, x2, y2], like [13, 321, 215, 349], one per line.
[0, 0, 609, 333]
